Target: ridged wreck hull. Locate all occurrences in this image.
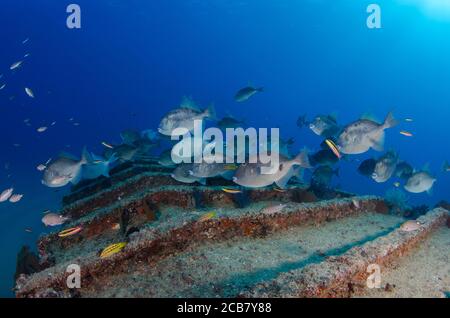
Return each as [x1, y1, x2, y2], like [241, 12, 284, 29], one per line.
[14, 157, 449, 298]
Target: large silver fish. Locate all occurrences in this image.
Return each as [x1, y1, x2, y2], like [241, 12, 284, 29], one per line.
[42, 151, 88, 188]
[158, 98, 215, 136]
[337, 112, 398, 155]
[188, 154, 235, 179]
[171, 164, 206, 185]
[404, 171, 436, 194]
[372, 151, 399, 183]
[232, 151, 311, 189]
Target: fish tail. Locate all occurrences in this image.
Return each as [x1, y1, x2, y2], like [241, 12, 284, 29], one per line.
[383, 111, 398, 129]
[80, 146, 90, 165]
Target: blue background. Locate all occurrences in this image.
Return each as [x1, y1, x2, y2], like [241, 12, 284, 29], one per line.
[0, 0, 449, 297]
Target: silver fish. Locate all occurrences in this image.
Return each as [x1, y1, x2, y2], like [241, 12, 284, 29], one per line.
[337, 112, 398, 155]
[42, 213, 70, 227]
[309, 115, 340, 138]
[158, 97, 215, 136]
[42, 151, 88, 188]
[234, 86, 263, 102]
[232, 151, 311, 189]
[0, 188, 14, 202]
[404, 171, 436, 194]
[372, 151, 399, 183]
[188, 154, 235, 179]
[171, 164, 206, 185]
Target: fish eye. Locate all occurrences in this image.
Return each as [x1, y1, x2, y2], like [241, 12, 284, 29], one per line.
[309, 124, 315, 129]
[372, 173, 377, 178]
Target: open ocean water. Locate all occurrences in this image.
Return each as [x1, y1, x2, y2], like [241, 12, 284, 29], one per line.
[0, 0, 449, 297]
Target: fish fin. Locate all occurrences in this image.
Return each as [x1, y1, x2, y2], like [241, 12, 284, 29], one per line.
[70, 171, 83, 185]
[442, 161, 449, 172]
[329, 112, 338, 122]
[360, 112, 379, 122]
[275, 166, 297, 189]
[102, 170, 110, 178]
[204, 103, 217, 121]
[422, 163, 431, 173]
[371, 133, 385, 152]
[58, 151, 79, 161]
[108, 153, 118, 165]
[427, 187, 433, 196]
[383, 111, 398, 129]
[198, 178, 207, 185]
[180, 96, 200, 110]
[80, 147, 89, 165]
[293, 149, 311, 169]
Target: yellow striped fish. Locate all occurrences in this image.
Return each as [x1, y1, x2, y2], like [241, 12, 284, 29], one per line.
[222, 188, 242, 194]
[58, 226, 83, 238]
[199, 211, 217, 222]
[325, 139, 341, 159]
[100, 242, 127, 259]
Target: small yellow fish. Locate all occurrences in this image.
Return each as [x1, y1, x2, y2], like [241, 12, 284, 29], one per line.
[101, 141, 114, 149]
[325, 139, 341, 159]
[58, 226, 83, 238]
[400, 131, 413, 137]
[224, 164, 238, 171]
[100, 242, 127, 258]
[199, 211, 217, 222]
[393, 182, 400, 188]
[222, 188, 242, 194]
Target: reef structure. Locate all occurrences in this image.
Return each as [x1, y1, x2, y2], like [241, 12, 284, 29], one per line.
[14, 156, 449, 298]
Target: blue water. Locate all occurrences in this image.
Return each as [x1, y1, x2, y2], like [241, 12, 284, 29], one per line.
[0, 0, 449, 297]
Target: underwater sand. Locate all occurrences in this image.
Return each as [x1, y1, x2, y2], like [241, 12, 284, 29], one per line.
[84, 212, 404, 298]
[354, 227, 449, 298]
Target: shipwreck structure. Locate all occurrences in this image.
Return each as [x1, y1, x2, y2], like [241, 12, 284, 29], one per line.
[14, 156, 449, 298]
